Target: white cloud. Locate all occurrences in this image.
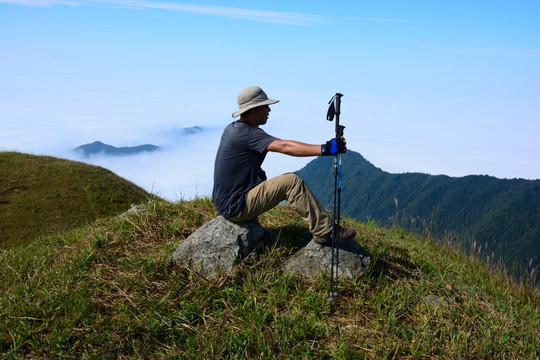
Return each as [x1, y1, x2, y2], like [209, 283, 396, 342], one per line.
[69, 144, 218, 201]
[0, 0, 77, 6]
[60, 126, 314, 201]
[0, 0, 331, 25]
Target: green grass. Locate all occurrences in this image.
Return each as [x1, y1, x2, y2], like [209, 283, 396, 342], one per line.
[1, 198, 538, 359]
[0, 152, 153, 248]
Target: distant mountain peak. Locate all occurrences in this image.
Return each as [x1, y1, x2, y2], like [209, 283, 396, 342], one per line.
[183, 126, 203, 135]
[73, 141, 160, 157]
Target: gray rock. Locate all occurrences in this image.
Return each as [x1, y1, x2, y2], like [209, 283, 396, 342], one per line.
[172, 215, 371, 280]
[283, 239, 371, 279]
[170, 216, 271, 278]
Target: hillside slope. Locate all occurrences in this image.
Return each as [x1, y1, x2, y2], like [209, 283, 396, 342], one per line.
[296, 151, 540, 284]
[0, 199, 538, 358]
[0, 152, 152, 248]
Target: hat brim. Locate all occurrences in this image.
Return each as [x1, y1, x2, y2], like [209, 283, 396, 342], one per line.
[232, 99, 279, 118]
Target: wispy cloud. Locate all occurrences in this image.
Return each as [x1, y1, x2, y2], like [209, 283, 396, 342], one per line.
[0, 0, 332, 25]
[0, 0, 76, 5]
[425, 46, 540, 57]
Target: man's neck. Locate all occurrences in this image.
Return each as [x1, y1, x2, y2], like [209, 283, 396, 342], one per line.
[239, 116, 259, 128]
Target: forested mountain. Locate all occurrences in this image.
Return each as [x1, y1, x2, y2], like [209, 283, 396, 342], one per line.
[296, 151, 540, 284]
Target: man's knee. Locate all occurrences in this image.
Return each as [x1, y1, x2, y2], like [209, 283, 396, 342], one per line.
[281, 173, 304, 188]
[278, 173, 309, 202]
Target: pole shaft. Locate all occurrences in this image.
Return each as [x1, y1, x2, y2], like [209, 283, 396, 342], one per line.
[328, 93, 343, 301]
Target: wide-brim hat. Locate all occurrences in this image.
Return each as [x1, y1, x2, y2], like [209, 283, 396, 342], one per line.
[232, 86, 279, 118]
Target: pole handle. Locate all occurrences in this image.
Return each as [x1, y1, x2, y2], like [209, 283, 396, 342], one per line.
[326, 93, 343, 122]
[337, 125, 345, 138]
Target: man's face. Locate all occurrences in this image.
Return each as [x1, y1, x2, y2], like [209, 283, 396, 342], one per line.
[256, 105, 271, 125]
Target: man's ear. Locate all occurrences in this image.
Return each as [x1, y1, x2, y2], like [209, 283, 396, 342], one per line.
[240, 108, 254, 119]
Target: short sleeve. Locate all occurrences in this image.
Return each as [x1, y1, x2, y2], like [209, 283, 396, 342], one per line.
[247, 128, 277, 154]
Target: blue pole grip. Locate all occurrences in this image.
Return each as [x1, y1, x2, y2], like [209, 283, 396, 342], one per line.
[331, 139, 338, 154]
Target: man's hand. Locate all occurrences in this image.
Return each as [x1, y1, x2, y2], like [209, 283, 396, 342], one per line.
[321, 137, 346, 156]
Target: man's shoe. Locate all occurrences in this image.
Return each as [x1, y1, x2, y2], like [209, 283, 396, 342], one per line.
[313, 226, 356, 245]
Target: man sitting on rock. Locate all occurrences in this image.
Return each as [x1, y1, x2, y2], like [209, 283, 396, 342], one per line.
[212, 86, 356, 245]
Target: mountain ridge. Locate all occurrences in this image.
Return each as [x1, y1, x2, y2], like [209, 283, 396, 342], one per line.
[296, 150, 540, 285]
[73, 141, 160, 157]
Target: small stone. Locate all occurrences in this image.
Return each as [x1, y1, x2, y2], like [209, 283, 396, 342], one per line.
[423, 294, 450, 306]
[119, 204, 147, 217]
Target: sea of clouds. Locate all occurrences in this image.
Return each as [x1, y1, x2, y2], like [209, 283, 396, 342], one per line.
[1, 122, 316, 202]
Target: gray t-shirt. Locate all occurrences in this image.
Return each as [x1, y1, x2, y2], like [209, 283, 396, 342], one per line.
[212, 121, 277, 218]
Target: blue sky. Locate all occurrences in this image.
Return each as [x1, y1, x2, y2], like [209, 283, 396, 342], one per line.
[1, 1, 539, 199]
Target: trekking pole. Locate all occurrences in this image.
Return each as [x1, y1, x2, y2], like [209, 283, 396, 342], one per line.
[326, 93, 344, 301]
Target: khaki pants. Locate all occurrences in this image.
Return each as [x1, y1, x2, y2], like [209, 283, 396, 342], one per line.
[228, 173, 333, 238]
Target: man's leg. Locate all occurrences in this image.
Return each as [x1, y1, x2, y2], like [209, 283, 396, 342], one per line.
[228, 173, 333, 238]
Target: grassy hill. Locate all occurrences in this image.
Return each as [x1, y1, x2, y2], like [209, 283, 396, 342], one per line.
[1, 197, 538, 358]
[0, 152, 152, 249]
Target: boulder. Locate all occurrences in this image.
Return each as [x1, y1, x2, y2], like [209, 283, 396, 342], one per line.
[283, 239, 371, 279]
[170, 216, 271, 278]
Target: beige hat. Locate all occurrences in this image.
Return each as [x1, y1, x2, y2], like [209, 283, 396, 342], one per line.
[232, 86, 279, 118]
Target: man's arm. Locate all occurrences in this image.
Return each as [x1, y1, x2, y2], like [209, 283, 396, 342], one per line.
[266, 139, 322, 157]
